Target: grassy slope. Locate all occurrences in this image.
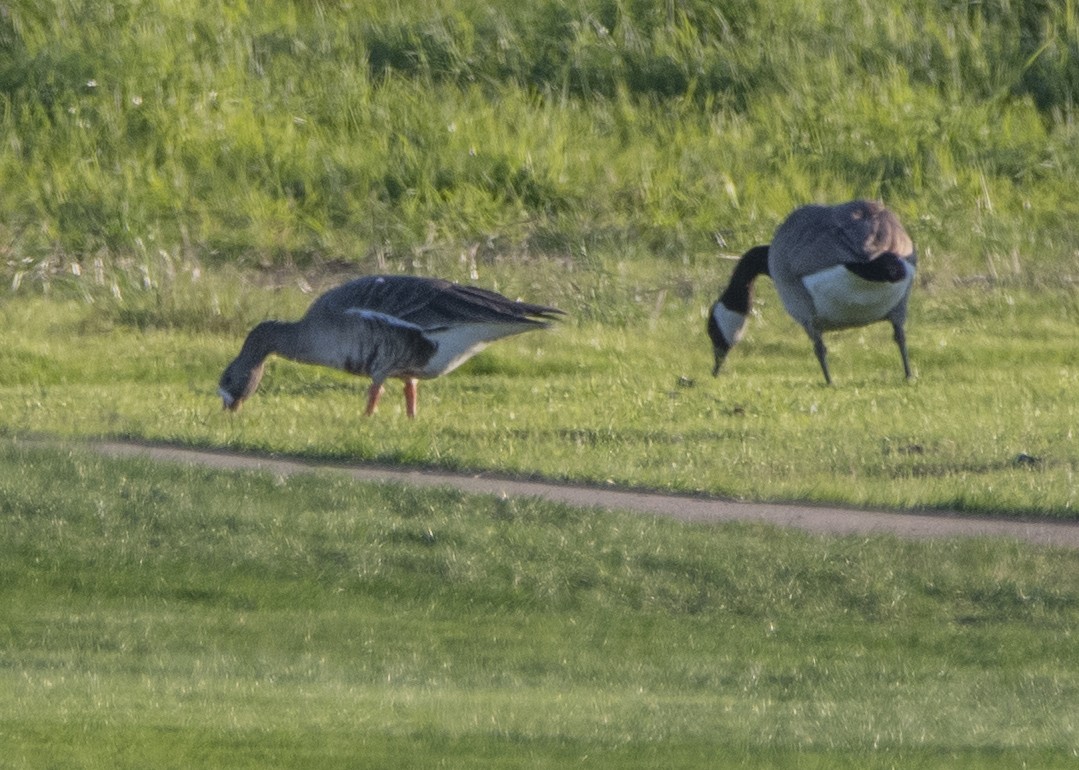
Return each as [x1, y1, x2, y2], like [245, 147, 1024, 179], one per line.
[1, 0, 1078, 279]
[3, 442, 1078, 768]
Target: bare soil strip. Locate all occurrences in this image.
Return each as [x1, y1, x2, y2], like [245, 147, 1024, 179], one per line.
[78, 439, 1079, 549]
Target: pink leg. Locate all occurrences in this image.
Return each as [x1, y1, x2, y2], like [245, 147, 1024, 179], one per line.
[404, 378, 418, 419]
[365, 382, 384, 416]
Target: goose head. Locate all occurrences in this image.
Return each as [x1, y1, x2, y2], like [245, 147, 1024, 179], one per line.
[707, 245, 768, 376]
[707, 301, 748, 376]
[218, 360, 265, 411]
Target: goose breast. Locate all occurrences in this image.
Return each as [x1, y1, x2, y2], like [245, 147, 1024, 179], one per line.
[802, 261, 915, 329]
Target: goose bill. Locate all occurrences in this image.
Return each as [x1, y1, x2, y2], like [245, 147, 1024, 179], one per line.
[219, 387, 240, 411]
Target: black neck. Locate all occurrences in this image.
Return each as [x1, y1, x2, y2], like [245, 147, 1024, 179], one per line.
[719, 245, 770, 314]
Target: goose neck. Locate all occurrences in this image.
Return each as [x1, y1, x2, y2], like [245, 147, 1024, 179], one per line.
[239, 320, 300, 364]
[719, 245, 770, 314]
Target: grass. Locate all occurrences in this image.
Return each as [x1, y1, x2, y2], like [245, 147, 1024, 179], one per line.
[1, 264, 1076, 518]
[2, 3, 1078, 763]
[2, 440, 1078, 768]
[2, 0, 1079, 279]
[1, 1, 1076, 518]
[1, 2, 1076, 521]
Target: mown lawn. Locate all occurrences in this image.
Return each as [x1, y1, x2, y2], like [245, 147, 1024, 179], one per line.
[2, 441, 1077, 768]
[1, 273, 1076, 518]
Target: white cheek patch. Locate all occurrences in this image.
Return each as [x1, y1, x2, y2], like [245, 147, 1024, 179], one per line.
[712, 303, 748, 347]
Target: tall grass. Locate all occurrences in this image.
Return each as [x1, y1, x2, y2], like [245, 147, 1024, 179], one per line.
[2, 0, 1078, 284]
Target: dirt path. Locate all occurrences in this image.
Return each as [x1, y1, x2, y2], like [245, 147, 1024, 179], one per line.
[84, 439, 1079, 549]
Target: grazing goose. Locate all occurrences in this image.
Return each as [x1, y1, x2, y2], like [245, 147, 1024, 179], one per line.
[219, 275, 563, 417]
[708, 200, 916, 383]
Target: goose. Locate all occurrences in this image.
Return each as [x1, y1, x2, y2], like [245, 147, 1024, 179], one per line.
[707, 200, 916, 383]
[219, 275, 563, 417]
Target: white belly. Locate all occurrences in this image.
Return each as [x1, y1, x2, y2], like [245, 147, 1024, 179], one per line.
[802, 264, 913, 329]
[419, 322, 533, 377]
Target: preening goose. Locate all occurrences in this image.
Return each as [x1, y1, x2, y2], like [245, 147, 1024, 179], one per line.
[219, 275, 563, 417]
[708, 200, 916, 383]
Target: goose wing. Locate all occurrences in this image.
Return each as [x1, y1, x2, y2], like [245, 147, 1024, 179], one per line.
[309, 275, 563, 330]
[771, 201, 915, 282]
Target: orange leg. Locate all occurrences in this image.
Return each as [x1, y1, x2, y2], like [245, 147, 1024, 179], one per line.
[365, 382, 385, 416]
[404, 378, 418, 419]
